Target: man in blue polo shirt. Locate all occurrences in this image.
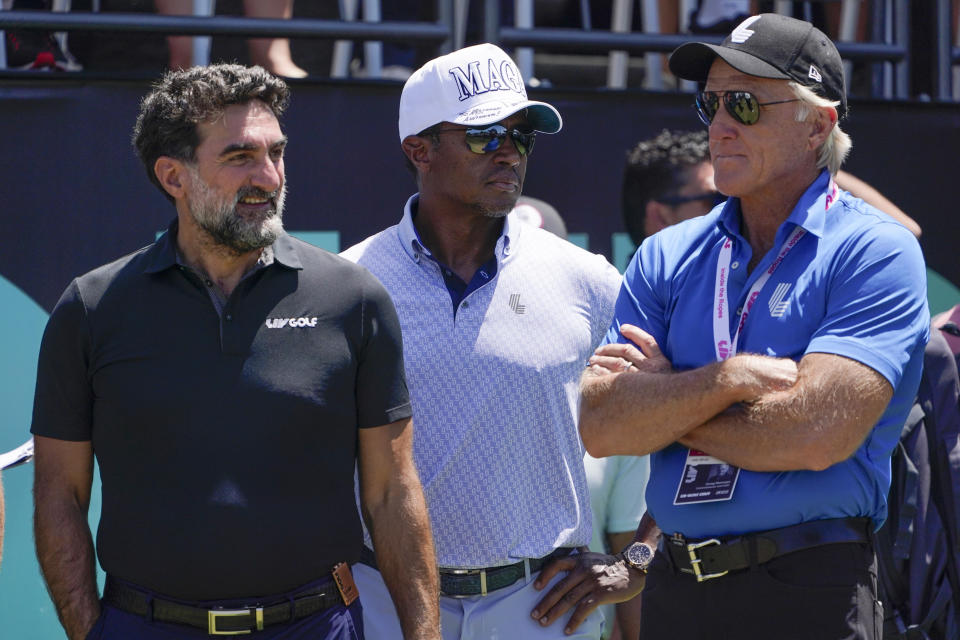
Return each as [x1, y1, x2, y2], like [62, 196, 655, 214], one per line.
[580, 14, 929, 639]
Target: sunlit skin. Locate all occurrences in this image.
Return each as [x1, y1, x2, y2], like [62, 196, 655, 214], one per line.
[420, 113, 529, 220]
[404, 113, 530, 282]
[153, 99, 289, 296]
[186, 100, 288, 245]
[705, 60, 822, 223]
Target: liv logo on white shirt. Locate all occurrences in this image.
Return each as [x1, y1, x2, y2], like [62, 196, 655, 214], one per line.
[265, 317, 318, 328]
[508, 294, 526, 314]
[768, 283, 792, 317]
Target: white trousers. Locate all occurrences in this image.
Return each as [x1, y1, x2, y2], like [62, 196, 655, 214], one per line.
[352, 561, 604, 640]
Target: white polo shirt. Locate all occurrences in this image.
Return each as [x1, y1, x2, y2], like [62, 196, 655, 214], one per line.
[342, 194, 622, 568]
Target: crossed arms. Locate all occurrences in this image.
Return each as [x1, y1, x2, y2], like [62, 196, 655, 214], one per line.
[580, 324, 892, 471]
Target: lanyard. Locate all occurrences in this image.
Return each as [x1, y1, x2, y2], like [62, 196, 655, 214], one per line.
[712, 180, 838, 361]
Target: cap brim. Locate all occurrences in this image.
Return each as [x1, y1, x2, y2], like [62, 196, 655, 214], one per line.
[450, 100, 562, 134]
[669, 42, 791, 83]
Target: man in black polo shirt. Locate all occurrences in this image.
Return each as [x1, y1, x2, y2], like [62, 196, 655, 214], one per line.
[31, 64, 440, 640]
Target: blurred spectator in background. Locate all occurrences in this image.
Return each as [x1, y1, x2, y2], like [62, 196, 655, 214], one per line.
[934, 303, 960, 355]
[155, 0, 306, 76]
[621, 129, 716, 246]
[512, 193, 646, 640]
[689, 0, 750, 33]
[583, 453, 648, 640]
[512, 194, 569, 238]
[3, 0, 81, 70]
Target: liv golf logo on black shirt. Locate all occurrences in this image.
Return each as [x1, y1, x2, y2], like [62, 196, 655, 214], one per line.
[265, 317, 318, 328]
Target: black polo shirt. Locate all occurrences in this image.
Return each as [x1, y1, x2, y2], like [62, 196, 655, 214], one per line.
[31, 223, 411, 600]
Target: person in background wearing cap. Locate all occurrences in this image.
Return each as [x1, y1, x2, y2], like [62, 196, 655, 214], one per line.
[342, 43, 642, 639]
[580, 14, 929, 639]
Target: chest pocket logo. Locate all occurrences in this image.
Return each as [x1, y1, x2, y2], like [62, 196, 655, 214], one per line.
[265, 317, 318, 328]
[768, 283, 792, 318]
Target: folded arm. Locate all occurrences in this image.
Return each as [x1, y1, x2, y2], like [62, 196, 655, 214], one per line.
[358, 418, 440, 640]
[33, 436, 100, 640]
[680, 352, 892, 471]
[579, 324, 798, 458]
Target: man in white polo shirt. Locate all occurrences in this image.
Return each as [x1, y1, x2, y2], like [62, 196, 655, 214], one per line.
[342, 43, 645, 639]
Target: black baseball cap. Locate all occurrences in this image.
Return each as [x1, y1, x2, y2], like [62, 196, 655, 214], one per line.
[669, 13, 847, 120]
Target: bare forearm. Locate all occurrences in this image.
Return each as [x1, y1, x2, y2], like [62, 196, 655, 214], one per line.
[367, 476, 440, 640]
[615, 590, 644, 640]
[679, 400, 817, 470]
[580, 353, 794, 458]
[680, 355, 891, 471]
[632, 512, 661, 548]
[580, 363, 739, 457]
[34, 495, 100, 639]
[835, 170, 920, 238]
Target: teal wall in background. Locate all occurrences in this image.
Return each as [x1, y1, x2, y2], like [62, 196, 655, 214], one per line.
[0, 277, 105, 638]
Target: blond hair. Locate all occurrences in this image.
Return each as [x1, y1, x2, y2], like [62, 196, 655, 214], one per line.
[789, 82, 851, 174]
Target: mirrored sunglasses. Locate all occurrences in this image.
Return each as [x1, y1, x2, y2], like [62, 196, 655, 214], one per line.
[695, 90, 799, 126]
[435, 124, 537, 156]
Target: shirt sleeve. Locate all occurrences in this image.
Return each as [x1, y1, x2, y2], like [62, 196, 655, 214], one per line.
[604, 455, 650, 534]
[602, 236, 670, 348]
[356, 274, 413, 428]
[31, 280, 94, 441]
[806, 221, 930, 387]
[589, 254, 625, 349]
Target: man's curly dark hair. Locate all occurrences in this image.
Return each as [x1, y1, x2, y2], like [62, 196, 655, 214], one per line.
[621, 129, 710, 245]
[132, 64, 290, 201]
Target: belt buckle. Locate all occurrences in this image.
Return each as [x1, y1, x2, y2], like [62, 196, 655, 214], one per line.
[685, 539, 729, 583]
[207, 607, 264, 635]
[444, 568, 488, 597]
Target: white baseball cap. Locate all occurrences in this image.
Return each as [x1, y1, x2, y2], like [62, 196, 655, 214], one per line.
[398, 43, 562, 142]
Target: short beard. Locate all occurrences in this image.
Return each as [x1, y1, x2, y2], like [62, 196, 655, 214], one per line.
[475, 195, 519, 219]
[185, 166, 286, 255]
[482, 206, 512, 219]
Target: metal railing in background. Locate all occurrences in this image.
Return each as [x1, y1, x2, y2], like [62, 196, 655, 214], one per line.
[0, 0, 948, 103]
[0, 9, 450, 49]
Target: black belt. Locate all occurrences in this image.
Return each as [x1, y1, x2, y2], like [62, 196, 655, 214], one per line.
[664, 517, 871, 582]
[103, 576, 344, 635]
[359, 545, 576, 597]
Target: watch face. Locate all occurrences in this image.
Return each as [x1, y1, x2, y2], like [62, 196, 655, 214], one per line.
[625, 542, 654, 569]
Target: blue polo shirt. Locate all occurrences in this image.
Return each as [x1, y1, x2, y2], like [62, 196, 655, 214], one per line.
[606, 170, 930, 538]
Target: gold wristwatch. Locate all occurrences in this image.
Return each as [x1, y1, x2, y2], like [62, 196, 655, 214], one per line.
[620, 541, 655, 574]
